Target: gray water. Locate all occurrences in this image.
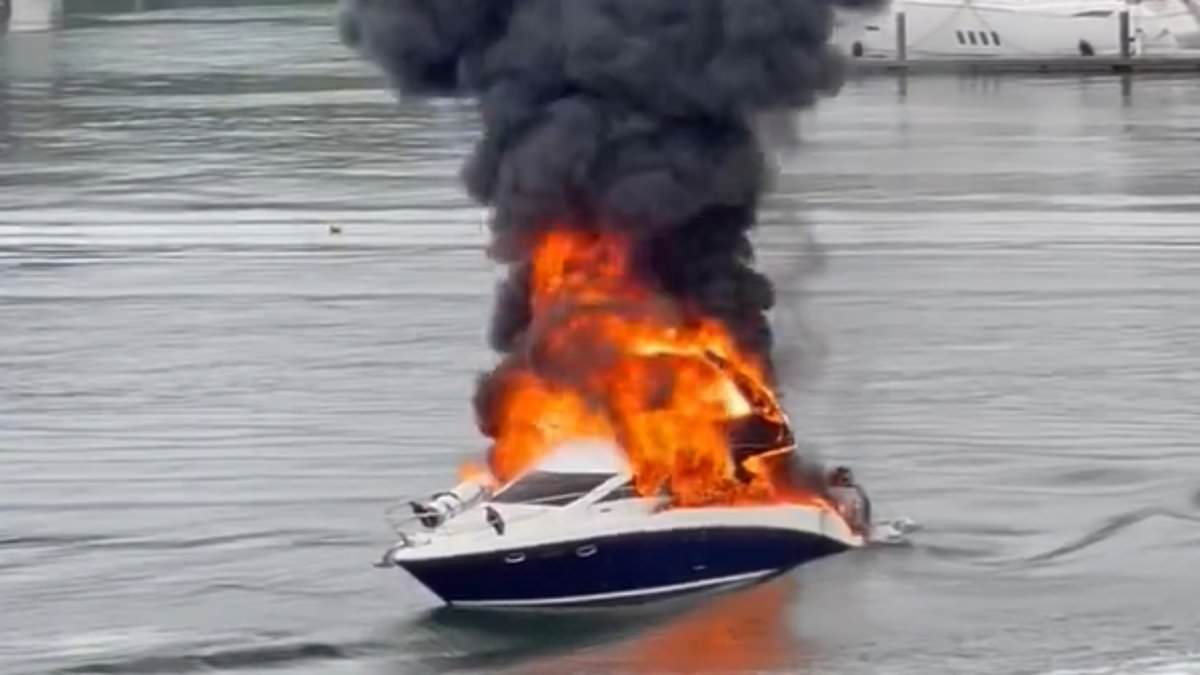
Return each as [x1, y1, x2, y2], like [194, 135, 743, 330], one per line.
[3, 5, 1200, 675]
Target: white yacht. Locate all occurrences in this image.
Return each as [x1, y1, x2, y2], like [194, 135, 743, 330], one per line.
[375, 440, 867, 609]
[833, 0, 1200, 58]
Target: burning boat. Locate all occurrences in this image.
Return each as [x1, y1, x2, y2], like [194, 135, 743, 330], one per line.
[339, 0, 894, 609]
[376, 442, 865, 609]
[377, 431, 867, 610]
[374, 324, 871, 609]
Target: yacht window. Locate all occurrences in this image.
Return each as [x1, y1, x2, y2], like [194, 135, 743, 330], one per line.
[992, 32, 1002, 46]
[968, 31, 978, 45]
[956, 30, 966, 45]
[596, 480, 641, 503]
[979, 32, 990, 45]
[492, 471, 614, 506]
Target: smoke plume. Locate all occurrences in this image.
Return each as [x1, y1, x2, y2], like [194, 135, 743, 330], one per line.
[340, 0, 880, 456]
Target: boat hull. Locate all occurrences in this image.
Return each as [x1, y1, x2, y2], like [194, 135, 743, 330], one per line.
[396, 526, 849, 608]
[832, 0, 1200, 58]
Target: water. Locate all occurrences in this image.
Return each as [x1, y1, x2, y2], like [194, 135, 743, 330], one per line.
[3, 5, 1200, 675]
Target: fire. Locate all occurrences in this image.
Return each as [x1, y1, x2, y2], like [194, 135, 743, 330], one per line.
[472, 228, 822, 508]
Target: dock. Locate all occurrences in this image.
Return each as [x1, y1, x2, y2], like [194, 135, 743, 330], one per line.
[847, 56, 1200, 75]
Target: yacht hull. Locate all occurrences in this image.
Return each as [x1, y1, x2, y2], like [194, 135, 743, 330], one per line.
[396, 526, 849, 608]
[833, 0, 1200, 58]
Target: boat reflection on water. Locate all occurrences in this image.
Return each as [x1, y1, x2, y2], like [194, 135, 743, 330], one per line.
[385, 576, 812, 675]
[582, 576, 811, 675]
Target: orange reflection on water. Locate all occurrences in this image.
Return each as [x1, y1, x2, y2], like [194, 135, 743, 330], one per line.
[616, 578, 808, 674]
[432, 577, 817, 675]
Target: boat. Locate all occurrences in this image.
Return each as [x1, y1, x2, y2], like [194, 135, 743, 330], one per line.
[832, 0, 1200, 59]
[1, 0, 61, 33]
[374, 440, 867, 609]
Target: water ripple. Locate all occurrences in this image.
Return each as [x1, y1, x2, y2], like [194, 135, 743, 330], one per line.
[1023, 508, 1200, 565]
[54, 641, 357, 675]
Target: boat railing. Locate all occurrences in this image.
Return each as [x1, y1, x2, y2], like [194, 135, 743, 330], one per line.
[379, 487, 585, 541]
[382, 501, 438, 537]
[382, 477, 496, 534]
[379, 480, 673, 548]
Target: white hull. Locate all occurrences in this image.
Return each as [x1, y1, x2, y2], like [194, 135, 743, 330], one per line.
[389, 499, 861, 564]
[834, 0, 1200, 58]
[384, 489, 862, 608]
[4, 0, 62, 33]
[377, 442, 865, 609]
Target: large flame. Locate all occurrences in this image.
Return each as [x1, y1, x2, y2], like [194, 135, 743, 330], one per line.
[473, 229, 822, 508]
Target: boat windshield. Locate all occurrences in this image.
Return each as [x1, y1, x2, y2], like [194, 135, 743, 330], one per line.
[492, 471, 615, 507]
[595, 479, 640, 503]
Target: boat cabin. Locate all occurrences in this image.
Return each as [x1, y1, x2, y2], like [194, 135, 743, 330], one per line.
[487, 440, 665, 512]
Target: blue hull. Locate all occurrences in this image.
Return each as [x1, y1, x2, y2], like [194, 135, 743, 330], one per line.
[397, 526, 849, 607]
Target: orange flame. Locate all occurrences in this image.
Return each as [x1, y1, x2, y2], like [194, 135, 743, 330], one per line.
[472, 228, 823, 508]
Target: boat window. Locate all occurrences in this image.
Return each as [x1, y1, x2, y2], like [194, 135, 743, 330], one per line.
[992, 32, 1002, 46]
[979, 31, 990, 45]
[956, 30, 966, 45]
[968, 31, 978, 45]
[492, 471, 614, 506]
[596, 480, 641, 503]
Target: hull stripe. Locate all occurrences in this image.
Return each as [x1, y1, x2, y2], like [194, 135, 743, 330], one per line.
[447, 569, 775, 608]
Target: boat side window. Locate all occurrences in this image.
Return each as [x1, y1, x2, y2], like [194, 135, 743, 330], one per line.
[956, 30, 966, 45]
[595, 480, 641, 503]
[968, 31, 978, 45]
[492, 471, 614, 507]
[979, 31, 990, 45]
[992, 32, 1001, 46]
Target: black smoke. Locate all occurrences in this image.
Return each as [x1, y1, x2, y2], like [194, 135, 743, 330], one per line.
[339, 0, 880, 426]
